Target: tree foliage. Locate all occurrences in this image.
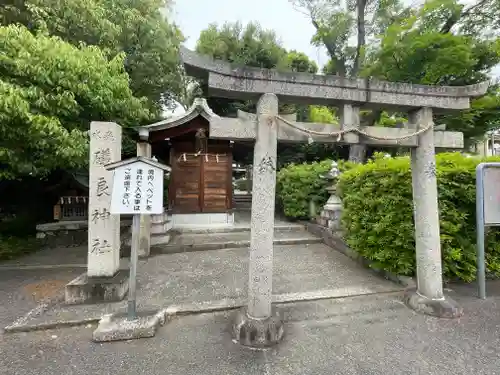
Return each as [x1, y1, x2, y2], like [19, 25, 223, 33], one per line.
[292, 0, 408, 77]
[363, 0, 500, 142]
[293, 0, 500, 152]
[0, 24, 151, 179]
[0, 0, 184, 112]
[194, 21, 344, 166]
[286, 50, 319, 73]
[194, 21, 326, 116]
[290, 0, 407, 161]
[194, 21, 290, 116]
[196, 22, 289, 69]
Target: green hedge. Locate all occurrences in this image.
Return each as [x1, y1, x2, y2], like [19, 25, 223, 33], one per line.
[234, 178, 251, 192]
[0, 236, 39, 261]
[339, 152, 500, 282]
[276, 159, 355, 220]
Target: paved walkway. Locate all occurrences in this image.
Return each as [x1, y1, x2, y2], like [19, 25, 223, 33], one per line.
[3, 242, 402, 330]
[2, 220, 500, 374]
[0, 268, 82, 328]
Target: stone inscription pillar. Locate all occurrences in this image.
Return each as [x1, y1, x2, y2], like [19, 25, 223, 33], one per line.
[232, 93, 284, 347]
[88, 122, 122, 277]
[405, 108, 462, 318]
[137, 141, 152, 258]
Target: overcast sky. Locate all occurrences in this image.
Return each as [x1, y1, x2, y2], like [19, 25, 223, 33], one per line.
[172, 0, 330, 68]
[171, 0, 498, 93]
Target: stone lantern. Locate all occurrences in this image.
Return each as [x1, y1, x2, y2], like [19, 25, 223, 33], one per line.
[318, 161, 342, 232]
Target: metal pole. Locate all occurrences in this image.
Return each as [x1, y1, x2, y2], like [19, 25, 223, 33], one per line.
[476, 164, 486, 299]
[128, 214, 141, 320]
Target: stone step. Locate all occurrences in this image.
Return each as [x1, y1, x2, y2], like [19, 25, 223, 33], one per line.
[233, 197, 252, 203]
[172, 222, 305, 234]
[151, 229, 322, 255]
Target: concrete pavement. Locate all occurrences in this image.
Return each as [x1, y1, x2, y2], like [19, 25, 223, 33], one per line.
[3, 243, 402, 332]
[2, 227, 499, 374]
[0, 268, 82, 328]
[1, 290, 500, 375]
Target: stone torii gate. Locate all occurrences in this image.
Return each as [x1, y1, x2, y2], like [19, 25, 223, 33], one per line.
[180, 47, 488, 347]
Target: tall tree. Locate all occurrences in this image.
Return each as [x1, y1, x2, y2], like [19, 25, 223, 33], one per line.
[286, 50, 319, 73]
[363, 0, 500, 144]
[293, 0, 500, 155]
[0, 0, 184, 113]
[195, 21, 290, 115]
[195, 21, 324, 114]
[291, 0, 409, 162]
[194, 21, 343, 165]
[0, 24, 152, 179]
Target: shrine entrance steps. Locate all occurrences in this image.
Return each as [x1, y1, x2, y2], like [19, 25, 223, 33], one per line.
[151, 224, 322, 255]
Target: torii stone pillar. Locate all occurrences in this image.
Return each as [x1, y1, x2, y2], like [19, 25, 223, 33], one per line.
[404, 108, 462, 318]
[233, 93, 284, 347]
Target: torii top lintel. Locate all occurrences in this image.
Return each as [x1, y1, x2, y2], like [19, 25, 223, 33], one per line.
[180, 46, 488, 111]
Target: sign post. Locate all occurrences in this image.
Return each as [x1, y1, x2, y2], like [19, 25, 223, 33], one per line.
[128, 214, 140, 320]
[476, 162, 500, 299]
[105, 156, 169, 320]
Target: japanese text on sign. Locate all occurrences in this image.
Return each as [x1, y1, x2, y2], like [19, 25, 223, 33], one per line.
[146, 169, 155, 212]
[110, 161, 164, 214]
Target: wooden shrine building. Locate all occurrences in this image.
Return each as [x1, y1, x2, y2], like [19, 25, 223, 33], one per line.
[138, 99, 235, 227]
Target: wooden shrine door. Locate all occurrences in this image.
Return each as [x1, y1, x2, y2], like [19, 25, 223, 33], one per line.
[201, 153, 231, 212]
[170, 152, 201, 213]
[170, 149, 232, 213]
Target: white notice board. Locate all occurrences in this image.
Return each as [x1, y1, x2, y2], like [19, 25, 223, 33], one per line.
[483, 167, 500, 225]
[110, 161, 164, 215]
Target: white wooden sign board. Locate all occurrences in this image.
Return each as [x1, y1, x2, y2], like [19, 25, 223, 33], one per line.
[110, 161, 164, 214]
[483, 167, 500, 225]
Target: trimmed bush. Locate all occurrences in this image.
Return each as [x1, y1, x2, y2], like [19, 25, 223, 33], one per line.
[0, 236, 39, 261]
[276, 159, 355, 220]
[339, 152, 500, 282]
[234, 178, 251, 192]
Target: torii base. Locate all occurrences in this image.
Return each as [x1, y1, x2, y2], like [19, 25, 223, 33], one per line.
[232, 306, 284, 348]
[404, 290, 463, 319]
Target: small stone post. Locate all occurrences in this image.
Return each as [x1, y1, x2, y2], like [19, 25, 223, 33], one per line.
[233, 93, 284, 347]
[136, 141, 152, 257]
[405, 108, 462, 318]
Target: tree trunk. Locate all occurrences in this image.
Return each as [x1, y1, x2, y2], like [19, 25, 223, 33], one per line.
[348, 0, 368, 163]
